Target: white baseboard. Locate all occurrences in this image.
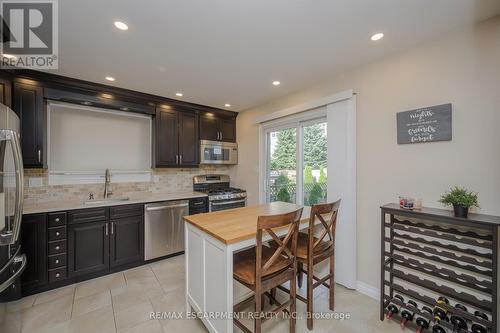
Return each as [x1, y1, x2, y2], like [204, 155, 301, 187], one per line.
[356, 281, 379, 300]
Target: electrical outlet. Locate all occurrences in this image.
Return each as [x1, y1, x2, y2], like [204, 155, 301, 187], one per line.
[28, 177, 43, 188]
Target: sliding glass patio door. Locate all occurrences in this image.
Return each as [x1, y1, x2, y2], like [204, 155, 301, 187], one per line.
[264, 116, 327, 206]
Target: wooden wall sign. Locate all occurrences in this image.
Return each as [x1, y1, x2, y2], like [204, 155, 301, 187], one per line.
[397, 103, 452, 144]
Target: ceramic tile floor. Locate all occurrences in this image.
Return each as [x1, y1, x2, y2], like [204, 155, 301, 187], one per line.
[0, 254, 402, 333]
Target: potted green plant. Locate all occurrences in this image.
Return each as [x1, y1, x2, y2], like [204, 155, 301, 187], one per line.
[439, 186, 479, 218]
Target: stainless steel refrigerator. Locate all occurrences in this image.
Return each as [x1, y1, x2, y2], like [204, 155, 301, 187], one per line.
[0, 104, 26, 299]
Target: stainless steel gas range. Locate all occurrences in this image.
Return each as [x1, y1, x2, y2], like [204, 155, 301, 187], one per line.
[193, 174, 246, 212]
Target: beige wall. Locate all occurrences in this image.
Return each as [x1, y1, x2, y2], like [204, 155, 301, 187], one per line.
[232, 16, 500, 289]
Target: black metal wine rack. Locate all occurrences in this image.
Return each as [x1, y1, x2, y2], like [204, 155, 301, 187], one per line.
[380, 203, 499, 333]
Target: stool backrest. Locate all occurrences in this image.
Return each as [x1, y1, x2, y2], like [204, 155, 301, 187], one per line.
[256, 208, 303, 280]
[308, 200, 341, 259]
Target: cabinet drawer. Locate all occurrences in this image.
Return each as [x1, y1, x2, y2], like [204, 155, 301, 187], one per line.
[48, 226, 66, 241]
[48, 212, 67, 227]
[48, 240, 66, 255]
[68, 207, 108, 224]
[189, 197, 208, 214]
[48, 254, 66, 269]
[48, 267, 67, 282]
[109, 204, 143, 219]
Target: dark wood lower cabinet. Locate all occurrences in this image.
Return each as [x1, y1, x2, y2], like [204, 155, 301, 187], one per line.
[20, 214, 48, 291]
[110, 216, 144, 267]
[68, 221, 110, 277]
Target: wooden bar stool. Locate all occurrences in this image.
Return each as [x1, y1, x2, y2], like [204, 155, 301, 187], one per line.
[233, 208, 303, 333]
[274, 200, 341, 330]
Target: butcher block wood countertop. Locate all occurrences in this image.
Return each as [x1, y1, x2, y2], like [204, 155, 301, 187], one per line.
[184, 201, 311, 244]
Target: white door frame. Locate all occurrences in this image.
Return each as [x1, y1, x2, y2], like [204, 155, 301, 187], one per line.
[257, 89, 357, 289]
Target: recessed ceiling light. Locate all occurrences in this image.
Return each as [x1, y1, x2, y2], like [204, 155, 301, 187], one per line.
[224, 104, 231, 108]
[114, 21, 128, 31]
[272, 81, 281, 86]
[370, 32, 384, 41]
[105, 76, 115, 81]
[175, 92, 183, 97]
[2, 54, 16, 59]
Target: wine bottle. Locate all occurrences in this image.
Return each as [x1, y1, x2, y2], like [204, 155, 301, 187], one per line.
[432, 324, 448, 333]
[450, 304, 468, 332]
[471, 311, 489, 333]
[400, 300, 417, 328]
[386, 294, 404, 319]
[416, 306, 433, 333]
[471, 324, 487, 333]
[433, 297, 449, 323]
[474, 310, 489, 321]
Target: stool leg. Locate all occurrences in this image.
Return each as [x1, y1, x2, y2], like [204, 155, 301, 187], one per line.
[329, 254, 335, 311]
[297, 262, 303, 288]
[255, 291, 262, 333]
[290, 269, 297, 333]
[306, 264, 314, 330]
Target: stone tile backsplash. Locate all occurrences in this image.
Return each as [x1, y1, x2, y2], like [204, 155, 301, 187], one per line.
[23, 166, 233, 206]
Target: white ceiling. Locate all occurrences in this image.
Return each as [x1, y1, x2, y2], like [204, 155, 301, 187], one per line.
[54, 0, 500, 111]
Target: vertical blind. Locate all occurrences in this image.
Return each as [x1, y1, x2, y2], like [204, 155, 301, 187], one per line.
[48, 102, 152, 172]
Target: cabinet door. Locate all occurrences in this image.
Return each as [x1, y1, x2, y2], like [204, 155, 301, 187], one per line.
[155, 108, 179, 167]
[110, 216, 144, 268]
[178, 112, 199, 166]
[68, 221, 109, 277]
[20, 214, 48, 291]
[13, 82, 44, 168]
[0, 77, 12, 107]
[199, 113, 219, 141]
[219, 118, 236, 143]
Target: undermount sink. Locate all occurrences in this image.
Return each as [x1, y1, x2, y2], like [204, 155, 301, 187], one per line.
[84, 197, 130, 205]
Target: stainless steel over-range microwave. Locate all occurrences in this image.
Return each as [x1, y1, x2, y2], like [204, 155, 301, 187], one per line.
[200, 140, 238, 165]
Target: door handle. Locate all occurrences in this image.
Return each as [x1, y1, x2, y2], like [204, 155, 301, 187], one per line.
[111, 222, 114, 235]
[176, 155, 179, 164]
[179, 155, 183, 165]
[105, 223, 109, 236]
[38, 149, 41, 163]
[0, 129, 24, 246]
[145, 203, 189, 211]
[220, 132, 223, 141]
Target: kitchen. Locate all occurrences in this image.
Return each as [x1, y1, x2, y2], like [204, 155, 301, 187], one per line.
[1, 1, 500, 333]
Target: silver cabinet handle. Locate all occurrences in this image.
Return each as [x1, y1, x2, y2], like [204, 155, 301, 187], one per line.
[105, 223, 109, 236]
[55, 259, 59, 264]
[38, 149, 41, 163]
[179, 155, 183, 164]
[193, 202, 205, 206]
[55, 218, 60, 222]
[55, 273, 60, 278]
[175, 155, 179, 164]
[111, 222, 114, 235]
[145, 203, 189, 211]
[55, 246, 60, 250]
[55, 232, 60, 236]
[211, 199, 246, 206]
[220, 132, 223, 141]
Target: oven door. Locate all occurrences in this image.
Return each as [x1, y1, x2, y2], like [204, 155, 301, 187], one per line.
[200, 140, 238, 165]
[210, 198, 246, 212]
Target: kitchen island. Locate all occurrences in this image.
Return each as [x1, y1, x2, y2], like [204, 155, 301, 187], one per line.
[184, 202, 311, 333]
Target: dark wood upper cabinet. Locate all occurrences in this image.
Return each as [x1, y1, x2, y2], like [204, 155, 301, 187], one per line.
[110, 216, 144, 268]
[200, 113, 236, 143]
[199, 114, 219, 141]
[20, 214, 48, 291]
[13, 82, 44, 168]
[178, 111, 199, 166]
[155, 108, 179, 166]
[219, 118, 236, 143]
[68, 220, 109, 277]
[0, 77, 12, 107]
[155, 107, 199, 167]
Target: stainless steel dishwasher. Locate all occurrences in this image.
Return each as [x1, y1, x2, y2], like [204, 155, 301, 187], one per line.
[144, 200, 189, 260]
